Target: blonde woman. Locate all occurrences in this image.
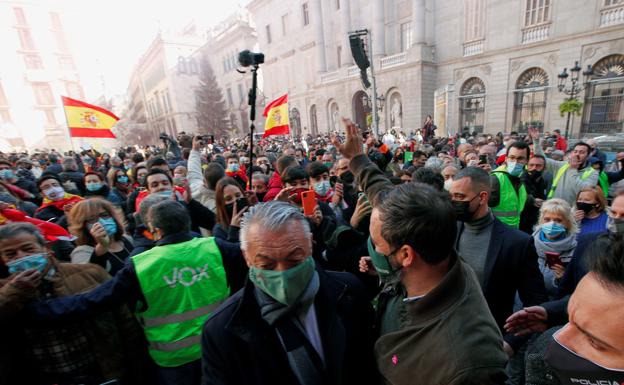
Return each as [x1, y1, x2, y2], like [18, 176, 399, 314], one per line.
[533, 198, 579, 297]
[574, 185, 608, 237]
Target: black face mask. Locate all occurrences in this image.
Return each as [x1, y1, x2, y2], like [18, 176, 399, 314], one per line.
[340, 171, 355, 185]
[544, 335, 624, 385]
[255, 192, 266, 202]
[576, 202, 595, 215]
[225, 197, 249, 219]
[451, 195, 479, 222]
[528, 170, 543, 179]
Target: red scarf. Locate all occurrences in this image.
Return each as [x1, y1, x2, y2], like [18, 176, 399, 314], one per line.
[35, 193, 83, 213]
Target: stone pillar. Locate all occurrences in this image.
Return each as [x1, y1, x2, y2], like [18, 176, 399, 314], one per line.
[412, 0, 426, 45]
[311, 0, 327, 72]
[340, 0, 352, 66]
[372, 0, 385, 57]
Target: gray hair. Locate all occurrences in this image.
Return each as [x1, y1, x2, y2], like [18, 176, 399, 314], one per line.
[240, 201, 311, 248]
[251, 172, 269, 185]
[138, 194, 170, 224]
[424, 157, 444, 174]
[149, 200, 190, 236]
[0, 222, 45, 246]
[537, 198, 579, 235]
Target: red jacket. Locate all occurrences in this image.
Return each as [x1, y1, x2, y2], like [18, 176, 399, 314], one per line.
[263, 172, 283, 202]
[555, 136, 567, 152]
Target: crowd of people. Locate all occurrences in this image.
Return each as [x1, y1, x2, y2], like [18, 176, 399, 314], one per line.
[0, 120, 623, 385]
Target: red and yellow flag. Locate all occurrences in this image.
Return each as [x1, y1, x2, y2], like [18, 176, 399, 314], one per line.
[62, 96, 118, 138]
[262, 94, 289, 138]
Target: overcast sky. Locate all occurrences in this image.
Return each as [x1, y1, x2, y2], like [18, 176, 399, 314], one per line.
[42, 0, 248, 99]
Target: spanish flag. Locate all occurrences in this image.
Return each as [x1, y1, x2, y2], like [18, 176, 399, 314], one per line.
[62, 96, 118, 138]
[262, 94, 289, 138]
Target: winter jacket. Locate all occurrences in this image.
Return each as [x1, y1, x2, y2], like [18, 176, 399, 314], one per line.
[0, 261, 146, 385]
[263, 171, 283, 202]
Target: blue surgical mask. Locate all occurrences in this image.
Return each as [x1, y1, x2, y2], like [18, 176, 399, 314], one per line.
[313, 180, 331, 196]
[7, 253, 55, 277]
[99, 217, 118, 236]
[153, 190, 173, 199]
[86, 182, 103, 191]
[506, 161, 524, 177]
[0, 169, 15, 180]
[117, 176, 129, 184]
[228, 163, 240, 172]
[541, 221, 567, 239]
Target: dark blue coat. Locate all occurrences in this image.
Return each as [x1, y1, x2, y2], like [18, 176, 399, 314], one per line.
[457, 217, 549, 350]
[201, 268, 376, 385]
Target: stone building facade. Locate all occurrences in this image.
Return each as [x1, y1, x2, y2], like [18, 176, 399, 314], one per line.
[0, 2, 86, 150]
[247, 0, 624, 138]
[125, 26, 204, 144]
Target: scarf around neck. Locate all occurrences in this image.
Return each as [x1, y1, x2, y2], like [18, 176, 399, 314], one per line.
[532, 228, 577, 263]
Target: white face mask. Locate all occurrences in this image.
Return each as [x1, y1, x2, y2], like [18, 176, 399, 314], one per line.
[444, 179, 453, 191]
[43, 186, 65, 201]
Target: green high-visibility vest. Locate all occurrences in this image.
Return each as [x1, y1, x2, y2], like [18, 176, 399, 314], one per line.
[132, 237, 230, 367]
[547, 164, 595, 199]
[491, 166, 527, 228]
[598, 171, 609, 198]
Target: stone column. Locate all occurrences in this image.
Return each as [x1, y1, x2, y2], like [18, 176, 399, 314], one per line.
[412, 0, 426, 45]
[340, 0, 352, 66]
[372, 0, 385, 57]
[311, 0, 327, 72]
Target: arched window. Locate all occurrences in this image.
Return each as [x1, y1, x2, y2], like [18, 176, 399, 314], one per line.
[459, 77, 486, 134]
[309, 105, 318, 136]
[290, 108, 301, 137]
[328, 100, 340, 133]
[582, 54, 624, 134]
[513, 67, 549, 132]
[178, 56, 187, 74]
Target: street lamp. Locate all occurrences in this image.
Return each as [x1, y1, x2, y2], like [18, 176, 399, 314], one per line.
[557, 60, 593, 139]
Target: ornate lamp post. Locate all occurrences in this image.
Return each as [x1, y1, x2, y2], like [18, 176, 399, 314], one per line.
[557, 60, 593, 139]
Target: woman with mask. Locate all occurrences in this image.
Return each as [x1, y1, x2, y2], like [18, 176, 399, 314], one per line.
[83, 172, 111, 199]
[533, 198, 578, 297]
[68, 198, 134, 275]
[126, 163, 147, 215]
[387, 149, 405, 176]
[213, 177, 251, 242]
[34, 173, 83, 228]
[574, 186, 608, 237]
[107, 168, 130, 213]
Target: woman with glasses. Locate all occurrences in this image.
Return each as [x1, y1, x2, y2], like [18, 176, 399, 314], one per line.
[68, 198, 134, 275]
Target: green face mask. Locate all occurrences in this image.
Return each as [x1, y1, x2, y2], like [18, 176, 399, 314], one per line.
[367, 237, 401, 283]
[249, 256, 315, 306]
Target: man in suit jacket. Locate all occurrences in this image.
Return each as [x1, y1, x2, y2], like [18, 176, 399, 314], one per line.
[449, 167, 549, 372]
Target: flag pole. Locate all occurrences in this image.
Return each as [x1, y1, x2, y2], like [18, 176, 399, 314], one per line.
[246, 63, 261, 189]
[60, 96, 77, 153]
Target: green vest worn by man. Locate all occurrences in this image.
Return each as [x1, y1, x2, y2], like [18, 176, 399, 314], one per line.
[598, 171, 609, 198]
[547, 163, 594, 199]
[491, 165, 527, 229]
[132, 237, 230, 367]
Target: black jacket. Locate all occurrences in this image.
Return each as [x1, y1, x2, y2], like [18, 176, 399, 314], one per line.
[457, 218, 549, 350]
[520, 172, 548, 234]
[59, 170, 86, 195]
[201, 268, 376, 385]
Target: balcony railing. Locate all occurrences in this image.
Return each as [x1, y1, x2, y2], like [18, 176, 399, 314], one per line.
[463, 40, 484, 56]
[320, 70, 339, 84]
[600, 4, 624, 27]
[522, 24, 550, 44]
[347, 65, 360, 78]
[380, 52, 407, 69]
